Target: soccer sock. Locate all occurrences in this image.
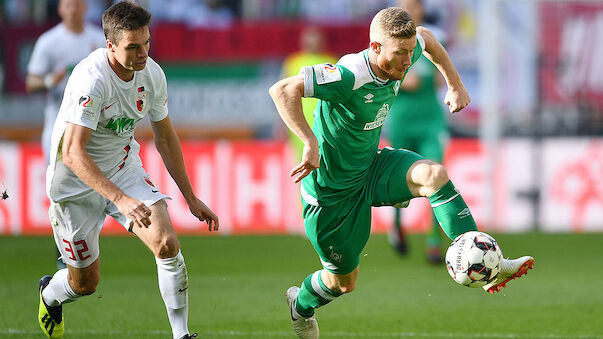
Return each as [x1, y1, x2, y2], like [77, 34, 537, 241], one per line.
[156, 250, 189, 339]
[42, 268, 82, 306]
[429, 180, 478, 241]
[294, 270, 342, 318]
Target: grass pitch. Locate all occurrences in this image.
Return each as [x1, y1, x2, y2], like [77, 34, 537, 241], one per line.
[1, 233, 602, 338]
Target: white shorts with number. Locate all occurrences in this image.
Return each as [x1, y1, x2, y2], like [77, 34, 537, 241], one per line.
[49, 165, 170, 268]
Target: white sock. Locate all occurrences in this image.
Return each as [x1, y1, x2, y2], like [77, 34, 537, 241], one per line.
[156, 250, 189, 339]
[41, 268, 82, 306]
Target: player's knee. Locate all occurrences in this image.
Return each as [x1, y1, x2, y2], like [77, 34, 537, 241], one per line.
[411, 162, 449, 196]
[333, 280, 356, 294]
[154, 235, 180, 259]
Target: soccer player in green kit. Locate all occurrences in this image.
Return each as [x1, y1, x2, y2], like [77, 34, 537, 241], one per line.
[269, 7, 534, 339]
[387, 0, 449, 263]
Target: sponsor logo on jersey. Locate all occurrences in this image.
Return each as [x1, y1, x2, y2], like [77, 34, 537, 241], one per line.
[136, 93, 146, 112]
[364, 104, 390, 130]
[105, 117, 135, 135]
[78, 95, 93, 107]
[104, 102, 117, 111]
[364, 93, 374, 103]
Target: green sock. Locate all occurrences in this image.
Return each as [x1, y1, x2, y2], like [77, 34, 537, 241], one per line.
[295, 270, 341, 318]
[429, 180, 478, 240]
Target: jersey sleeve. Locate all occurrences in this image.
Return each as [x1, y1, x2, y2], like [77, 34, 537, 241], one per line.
[27, 35, 51, 76]
[64, 66, 104, 130]
[148, 64, 169, 122]
[301, 63, 354, 104]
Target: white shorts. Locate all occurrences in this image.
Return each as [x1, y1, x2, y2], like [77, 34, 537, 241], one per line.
[49, 165, 170, 268]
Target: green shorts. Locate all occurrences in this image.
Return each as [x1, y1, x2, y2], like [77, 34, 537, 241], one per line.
[302, 148, 425, 274]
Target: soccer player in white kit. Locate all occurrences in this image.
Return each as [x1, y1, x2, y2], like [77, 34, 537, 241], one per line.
[26, 0, 106, 163]
[37, 2, 219, 339]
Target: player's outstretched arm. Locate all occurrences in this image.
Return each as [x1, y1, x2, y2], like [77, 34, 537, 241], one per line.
[151, 116, 219, 231]
[62, 122, 152, 229]
[269, 75, 319, 183]
[417, 26, 470, 113]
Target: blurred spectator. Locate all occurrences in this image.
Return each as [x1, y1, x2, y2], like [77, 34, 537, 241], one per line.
[149, 0, 234, 28]
[386, 0, 450, 263]
[281, 26, 337, 161]
[26, 0, 105, 163]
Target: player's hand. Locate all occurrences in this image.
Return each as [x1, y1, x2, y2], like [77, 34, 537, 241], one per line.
[188, 198, 219, 232]
[115, 195, 152, 229]
[291, 143, 319, 184]
[444, 85, 470, 113]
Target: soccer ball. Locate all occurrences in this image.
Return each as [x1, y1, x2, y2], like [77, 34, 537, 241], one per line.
[445, 231, 503, 288]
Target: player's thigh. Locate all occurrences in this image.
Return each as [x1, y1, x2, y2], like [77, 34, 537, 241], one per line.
[49, 192, 106, 269]
[133, 199, 181, 258]
[106, 166, 170, 230]
[105, 166, 178, 257]
[370, 147, 426, 206]
[303, 195, 371, 275]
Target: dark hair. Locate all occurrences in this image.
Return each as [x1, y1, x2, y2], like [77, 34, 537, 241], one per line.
[102, 1, 151, 44]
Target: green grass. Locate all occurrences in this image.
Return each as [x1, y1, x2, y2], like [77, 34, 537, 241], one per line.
[1, 233, 603, 338]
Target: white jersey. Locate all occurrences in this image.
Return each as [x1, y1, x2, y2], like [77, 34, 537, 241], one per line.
[27, 23, 106, 161]
[47, 48, 169, 202]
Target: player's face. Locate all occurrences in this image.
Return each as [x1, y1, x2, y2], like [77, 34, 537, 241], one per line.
[374, 35, 416, 80]
[109, 26, 151, 74]
[58, 0, 86, 27]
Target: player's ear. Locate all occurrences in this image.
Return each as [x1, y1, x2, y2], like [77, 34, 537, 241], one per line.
[370, 41, 381, 55]
[106, 40, 115, 52]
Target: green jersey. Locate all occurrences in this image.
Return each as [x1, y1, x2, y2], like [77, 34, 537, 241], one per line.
[301, 34, 425, 207]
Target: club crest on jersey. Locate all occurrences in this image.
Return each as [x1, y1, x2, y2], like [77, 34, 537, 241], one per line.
[78, 95, 93, 107]
[136, 93, 146, 112]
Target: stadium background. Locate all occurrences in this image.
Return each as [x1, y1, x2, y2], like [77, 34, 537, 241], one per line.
[1, 1, 603, 338]
[1, 0, 601, 235]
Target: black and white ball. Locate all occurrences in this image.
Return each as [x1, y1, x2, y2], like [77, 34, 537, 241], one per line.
[445, 231, 503, 287]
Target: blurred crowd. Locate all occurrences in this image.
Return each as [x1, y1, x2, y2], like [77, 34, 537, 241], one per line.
[0, 0, 405, 26]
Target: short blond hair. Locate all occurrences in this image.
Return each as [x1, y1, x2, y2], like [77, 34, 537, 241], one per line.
[369, 7, 415, 43]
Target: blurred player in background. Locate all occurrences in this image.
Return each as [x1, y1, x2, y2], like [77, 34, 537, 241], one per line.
[26, 0, 107, 270]
[281, 26, 337, 162]
[387, 0, 449, 264]
[37, 2, 218, 338]
[270, 7, 534, 338]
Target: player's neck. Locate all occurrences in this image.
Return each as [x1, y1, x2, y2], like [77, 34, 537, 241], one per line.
[107, 54, 135, 82]
[63, 21, 85, 34]
[367, 50, 389, 80]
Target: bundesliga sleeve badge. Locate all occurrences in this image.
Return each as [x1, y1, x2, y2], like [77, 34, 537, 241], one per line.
[313, 63, 342, 84]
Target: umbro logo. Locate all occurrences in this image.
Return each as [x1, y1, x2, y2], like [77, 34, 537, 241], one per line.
[457, 208, 471, 219]
[364, 93, 374, 103]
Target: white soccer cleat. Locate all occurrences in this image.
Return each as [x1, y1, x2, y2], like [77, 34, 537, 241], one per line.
[286, 286, 319, 339]
[483, 256, 534, 294]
